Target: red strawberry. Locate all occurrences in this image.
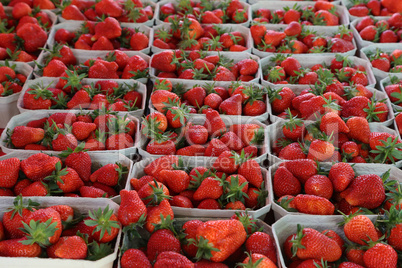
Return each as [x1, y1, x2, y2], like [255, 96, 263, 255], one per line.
[273, 166, 301, 198]
[121, 249, 152, 268]
[0, 158, 20, 188]
[147, 229, 180, 262]
[118, 189, 146, 227]
[46, 236, 87, 259]
[21, 153, 61, 181]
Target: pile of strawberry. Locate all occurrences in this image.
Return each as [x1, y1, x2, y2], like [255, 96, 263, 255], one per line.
[151, 79, 267, 117]
[61, 0, 154, 23]
[282, 212, 400, 267]
[0, 148, 128, 197]
[0, 2, 53, 62]
[5, 111, 137, 151]
[252, 2, 343, 26]
[272, 115, 402, 164]
[354, 13, 402, 43]
[0, 196, 120, 260]
[131, 155, 267, 211]
[159, 0, 249, 24]
[21, 74, 143, 112]
[0, 61, 29, 97]
[365, 48, 402, 73]
[273, 160, 401, 215]
[263, 54, 371, 87]
[118, 186, 277, 267]
[251, 23, 355, 54]
[153, 18, 248, 51]
[1, 0, 59, 9]
[38, 48, 148, 80]
[142, 108, 264, 157]
[269, 84, 389, 123]
[383, 76, 402, 108]
[53, 20, 150, 51]
[151, 50, 259, 81]
[346, 0, 400, 17]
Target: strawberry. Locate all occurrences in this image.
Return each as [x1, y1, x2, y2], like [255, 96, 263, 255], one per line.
[21, 153, 61, 181]
[304, 175, 333, 199]
[328, 162, 355, 192]
[158, 170, 190, 193]
[307, 139, 335, 162]
[52, 129, 78, 151]
[182, 219, 203, 257]
[346, 117, 370, 144]
[219, 94, 242, 115]
[273, 166, 301, 198]
[281, 57, 301, 76]
[340, 174, 385, 209]
[204, 109, 226, 137]
[264, 30, 286, 47]
[147, 229, 180, 262]
[0, 158, 20, 188]
[121, 249, 152, 268]
[204, 139, 230, 157]
[294, 194, 335, 215]
[70, 121, 97, 141]
[213, 151, 242, 174]
[45, 162, 84, 193]
[90, 163, 126, 187]
[245, 232, 277, 264]
[320, 112, 349, 135]
[145, 199, 174, 233]
[144, 155, 178, 178]
[363, 242, 397, 268]
[220, 131, 243, 151]
[118, 189, 146, 227]
[67, 89, 91, 109]
[195, 219, 246, 262]
[10, 126, 44, 148]
[0, 238, 41, 257]
[24, 207, 62, 245]
[237, 159, 263, 189]
[16, 23, 47, 53]
[193, 177, 223, 201]
[341, 214, 379, 245]
[151, 90, 180, 113]
[291, 225, 342, 261]
[151, 50, 178, 73]
[46, 236, 87, 259]
[79, 186, 108, 198]
[269, 87, 295, 114]
[185, 124, 208, 145]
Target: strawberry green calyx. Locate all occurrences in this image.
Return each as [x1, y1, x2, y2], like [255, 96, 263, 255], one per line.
[115, 162, 129, 185]
[236, 252, 263, 268]
[290, 224, 306, 257]
[59, 142, 88, 158]
[233, 211, 260, 236]
[20, 218, 58, 247]
[152, 214, 176, 234]
[371, 136, 402, 164]
[28, 82, 53, 101]
[223, 175, 249, 203]
[144, 179, 172, 205]
[189, 169, 214, 190]
[60, 69, 87, 93]
[84, 205, 120, 241]
[376, 205, 402, 235]
[6, 195, 39, 220]
[284, 108, 303, 132]
[191, 236, 220, 261]
[87, 241, 113, 261]
[277, 195, 297, 212]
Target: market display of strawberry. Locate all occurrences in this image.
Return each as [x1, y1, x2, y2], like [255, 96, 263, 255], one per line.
[269, 83, 390, 123]
[0, 147, 128, 197]
[118, 186, 277, 267]
[142, 109, 264, 157]
[130, 155, 268, 211]
[252, 2, 343, 26]
[251, 23, 355, 54]
[60, 0, 154, 23]
[0, 3, 53, 62]
[272, 160, 401, 215]
[151, 79, 267, 117]
[153, 19, 249, 51]
[262, 54, 372, 87]
[281, 212, 400, 267]
[0, 196, 120, 259]
[353, 13, 402, 43]
[346, 0, 401, 17]
[52, 21, 150, 52]
[4, 110, 138, 151]
[272, 116, 402, 164]
[365, 48, 402, 73]
[37, 49, 148, 80]
[21, 75, 143, 112]
[158, 0, 249, 24]
[0, 61, 29, 97]
[151, 50, 259, 81]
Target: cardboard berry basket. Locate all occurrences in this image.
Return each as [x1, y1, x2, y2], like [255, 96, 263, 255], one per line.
[379, 76, 402, 113]
[58, 0, 158, 26]
[0, 110, 144, 157]
[267, 84, 394, 127]
[138, 114, 268, 163]
[123, 156, 271, 219]
[0, 61, 33, 128]
[0, 196, 121, 268]
[118, 217, 282, 268]
[46, 21, 154, 55]
[272, 214, 376, 268]
[360, 43, 402, 81]
[148, 80, 271, 122]
[149, 51, 261, 84]
[259, 54, 376, 88]
[266, 119, 402, 166]
[251, 24, 357, 58]
[34, 50, 151, 84]
[0, 151, 133, 203]
[250, 1, 350, 26]
[16, 77, 147, 119]
[269, 162, 402, 220]
[155, 0, 251, 26]
[151, 23, 253, 54]
[350, 16, 393, 49]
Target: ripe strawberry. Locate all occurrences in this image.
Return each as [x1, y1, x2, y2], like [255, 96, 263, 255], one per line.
[273, 166, 301, 199]
[144, 155, 178, 178]
[79, 185, 108, 198]
[121, 249, 152, 268]
[340, 174, 385, 209]
[158, 170, 190, 193]
[0, 158, 20, 188]
[21, 153, 61, 181]
[24, 207, 62, 245]
[328, 162, 355, 192]
[46, 162, 84, 193]
[238, 159, 263, 189]
[245, 232, 277, 264]
[10, 126, 44, 148]
[363, 242, 397, 268]
[213, 151, 242, 174]
[341, 214, 379, 245]
[16, 23, 47, 53]
[46, 235, 87, 259]
[150, 90, 180, 113]
[269, 87, 295, 114]
[151, 50, 178, 73]
[89, 163, 125, 187]
[320, 112, 349, 135]
[294, 194, 335, 215]
[281, 57, 301, 76]
[345, 117, 370, 144]
[0, 238, 41, 257]
[193, 177, 223, 201]
[307, 139, 335, 162]
[291, 225, 342, 261]
[204, 109, 227, 137]
[147, 229, 180, 262]
[304, 175, 333, 199]
[264, 30, 286, 47]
